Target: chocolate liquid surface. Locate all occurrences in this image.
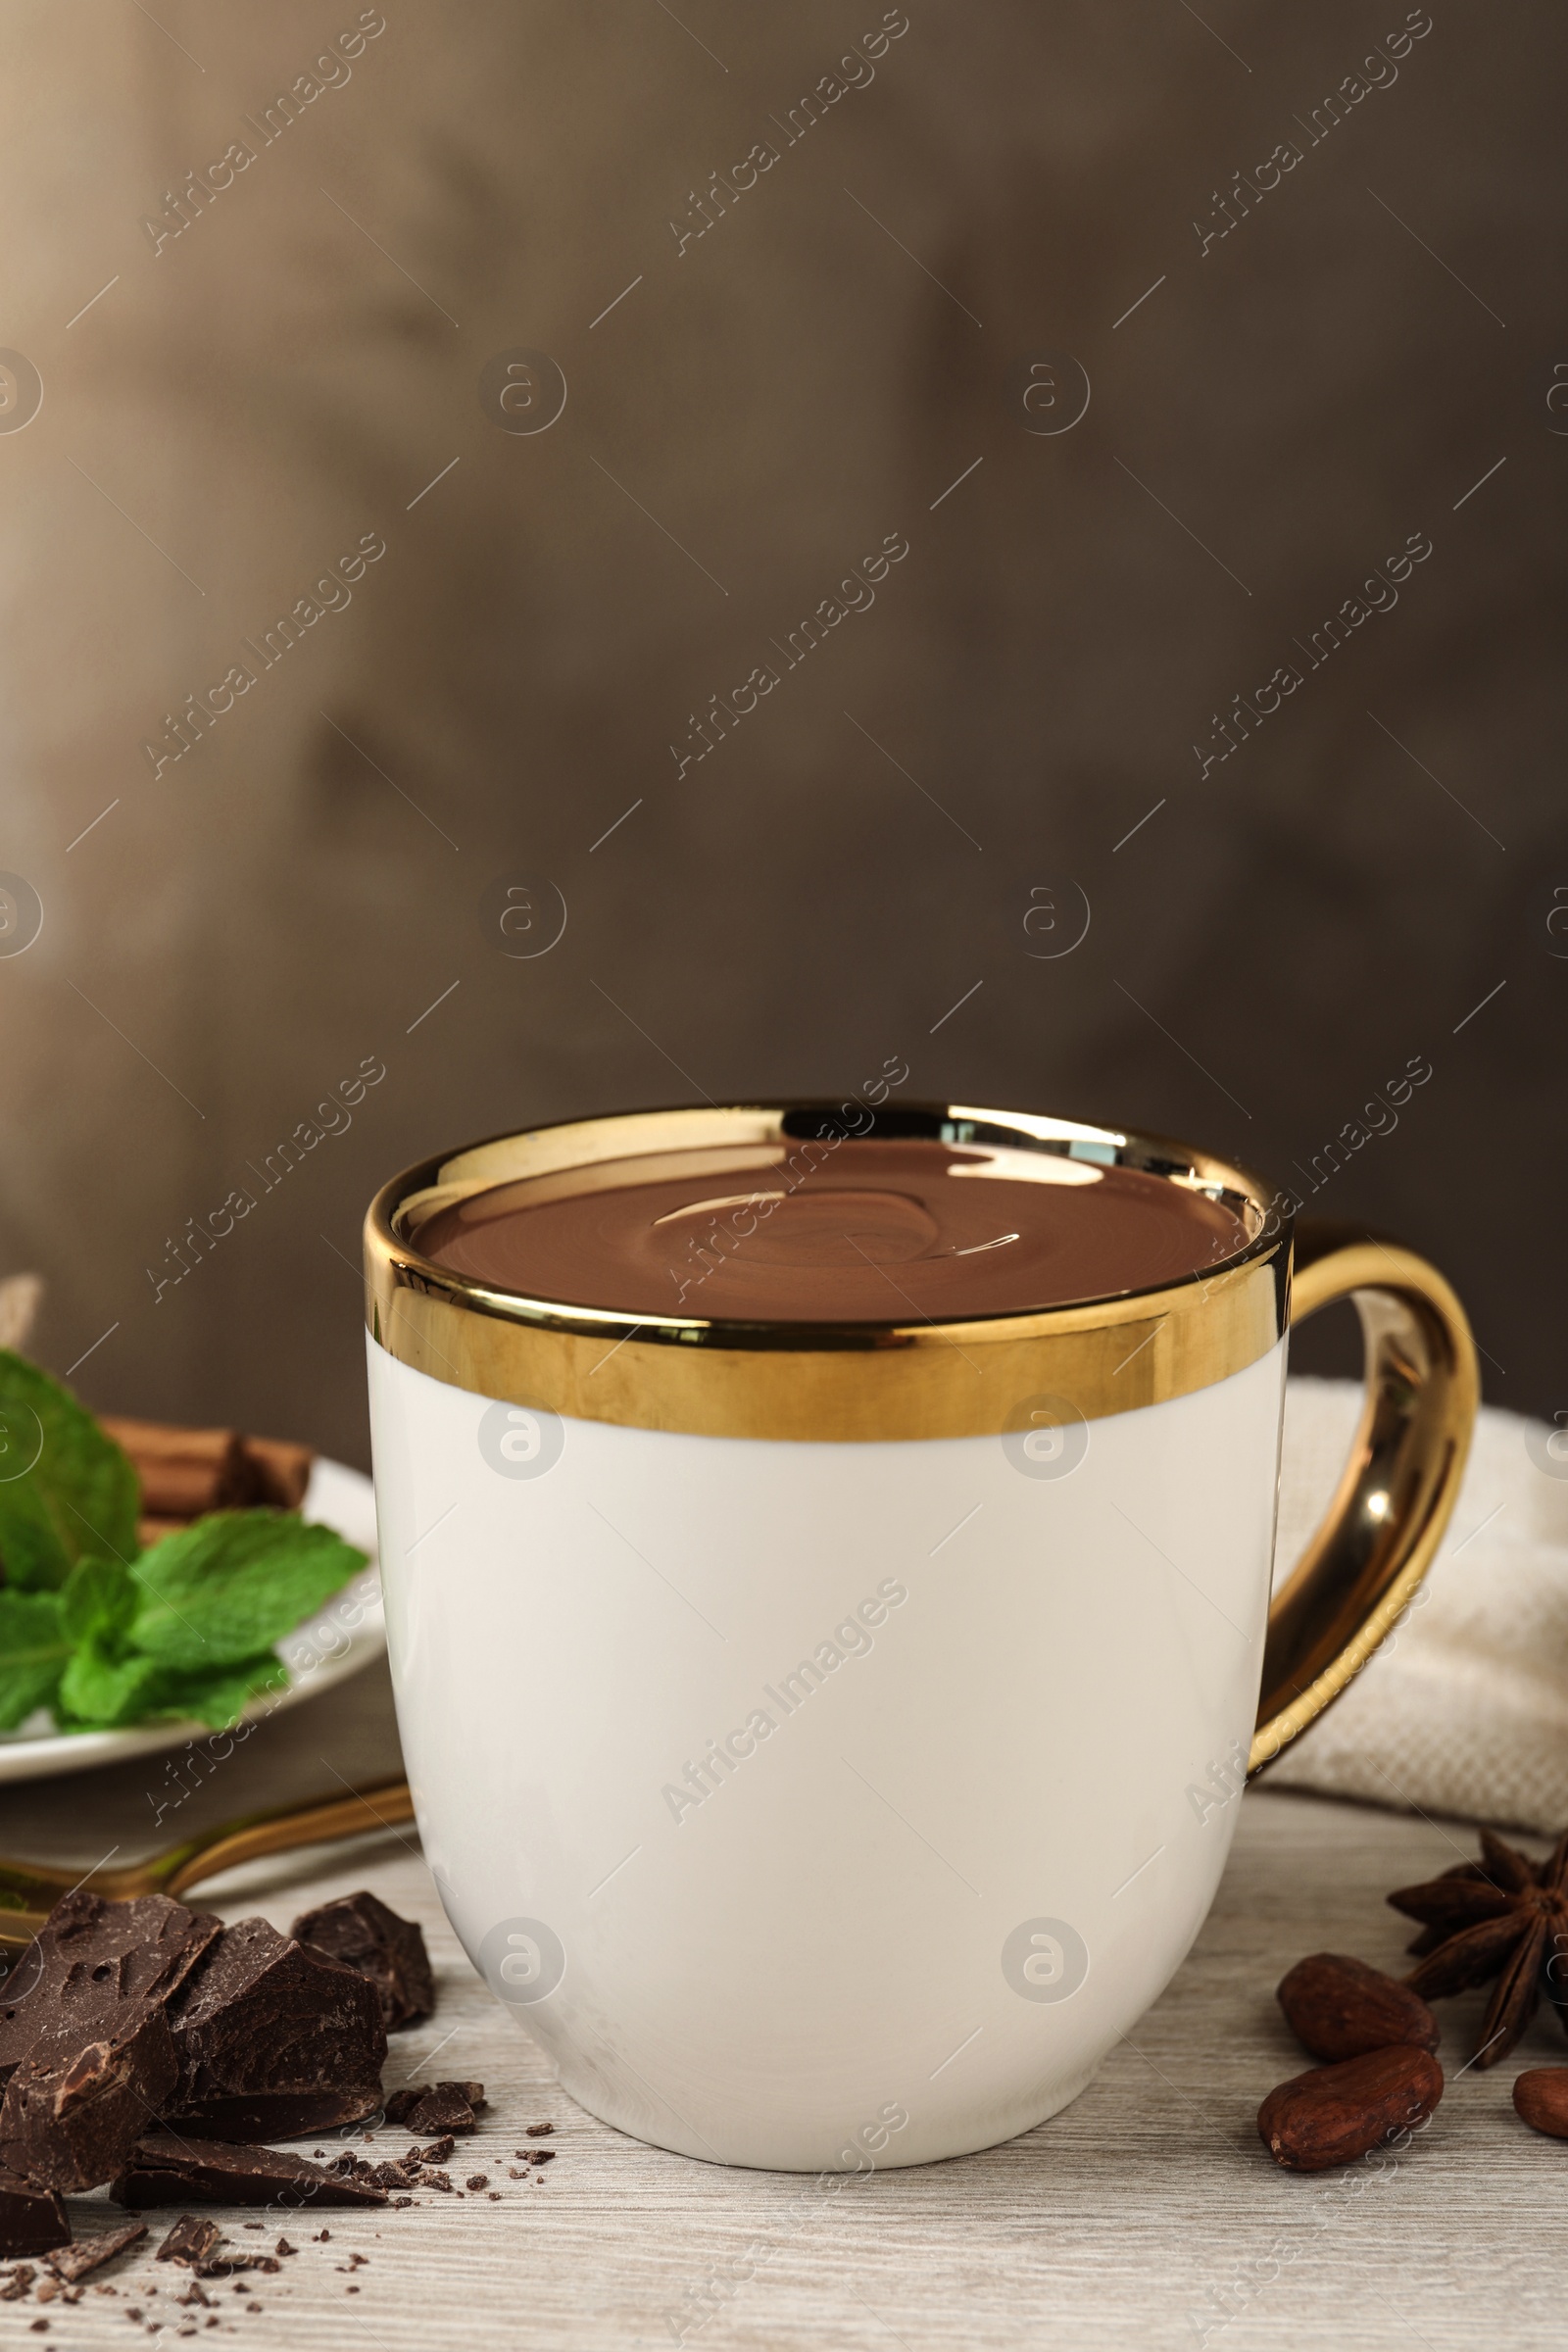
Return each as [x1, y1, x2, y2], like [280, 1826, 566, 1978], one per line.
[415, 1138, 1251, 1322]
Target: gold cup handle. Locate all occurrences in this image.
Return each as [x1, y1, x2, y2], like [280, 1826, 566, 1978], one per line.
[1250, 1220, 1480, 1776]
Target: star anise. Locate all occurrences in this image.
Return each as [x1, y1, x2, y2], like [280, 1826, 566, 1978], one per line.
[1388, 1828, 1568, 2069]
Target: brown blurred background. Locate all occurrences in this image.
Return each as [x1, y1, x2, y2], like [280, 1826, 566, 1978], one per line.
[1, 0, 1563, 1467]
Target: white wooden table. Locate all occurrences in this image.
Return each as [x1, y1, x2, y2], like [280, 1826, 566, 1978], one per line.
[8, 1662, 1561, 2350]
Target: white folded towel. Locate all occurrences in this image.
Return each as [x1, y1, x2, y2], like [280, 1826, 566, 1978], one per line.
[1270, 1377, 1568, 1834]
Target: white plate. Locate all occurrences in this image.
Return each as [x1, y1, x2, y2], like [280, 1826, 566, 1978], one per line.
[0, 1459, 384, 1785]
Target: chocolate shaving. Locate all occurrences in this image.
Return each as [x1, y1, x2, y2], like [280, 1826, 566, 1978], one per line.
[110, 2134, 389, 2210]
[44, 2224, 145, 2283]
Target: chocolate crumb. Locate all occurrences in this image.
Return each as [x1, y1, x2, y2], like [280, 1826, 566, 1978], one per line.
[246, 2302, 262, 2315]
[416, 2137, 454, 2165]
[274, 2239, 296, 2258]
[530, 2149, 556, 2165]
[487, 2191, 502, 2201]
[1, 2267, 36, 2300]
[466, 2175, 487, 2191]
[317, 2230, 330, 2242]
[524, 2124, 555, 2137]
[507, 2168, 525, 2180]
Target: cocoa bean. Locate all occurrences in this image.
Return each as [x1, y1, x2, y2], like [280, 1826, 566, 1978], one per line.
[1258, 2046, 1443, 2173]
[1277, 1952, 1440, 2062]
[1512, 2069, 1568, 2139]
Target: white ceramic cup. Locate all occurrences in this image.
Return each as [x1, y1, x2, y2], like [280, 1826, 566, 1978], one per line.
[364, 1102, 1475, 2172]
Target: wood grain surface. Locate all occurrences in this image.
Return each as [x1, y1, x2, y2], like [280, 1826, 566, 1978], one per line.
[7, 1663, 1561, 2350]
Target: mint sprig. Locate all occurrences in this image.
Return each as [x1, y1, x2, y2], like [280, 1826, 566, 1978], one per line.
[0, 1350, 365, 1736]
[0, 1349, 139, 1590]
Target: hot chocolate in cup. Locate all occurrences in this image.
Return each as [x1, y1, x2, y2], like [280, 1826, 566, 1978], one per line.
[365, 1102, 1477, 2171]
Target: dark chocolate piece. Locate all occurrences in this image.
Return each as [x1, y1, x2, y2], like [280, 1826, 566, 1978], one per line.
[46, 2222, 146, 2281]
[164, 1918, 385, 2139]
[161, 2087, 381, 2143]
[524, 2122, 555, 2136]
[288, 1892, 433, 2034]
[0, 2001, 177, 2193]
[0, 1893, 220, 2090]
[362, 2160, 415, 2191]
[110, 2135, 388, 2210]
[382, 2081, 483, 2134]
[0, 2169, 69, 2258]
[157, 2216, 220, 2267]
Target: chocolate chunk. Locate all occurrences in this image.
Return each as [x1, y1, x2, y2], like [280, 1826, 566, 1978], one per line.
[0, 2001, 178, 2193]
[0, 2263, 34, 2296]
[0, 2171, 69, 2259]
[288, 1893, 433, 2034]
[46, 2224, 145, 2282]
[529, 2148, 556, 2165]
[0, 1894, 220, 2091]
[382, 2082, 483, 2134]
[523, 2122, 554, 2136]
[196, 2253, 280, 2278]
[163, 1918, 385, 2141]
[157, 2218, 220, 2268]
[110, 2136, 388, 2210]
[160, 2090, 381, 2142]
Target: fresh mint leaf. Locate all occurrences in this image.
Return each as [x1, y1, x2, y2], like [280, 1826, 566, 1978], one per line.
[0, 1351, 139, 1592]
[129, 1512, 364, 1673]
[56, 1641, 166, 1730]
[0, 1590, 71, 1730]
[144, 1653, 289, 1729]
[60, 1553, 137, 1646]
